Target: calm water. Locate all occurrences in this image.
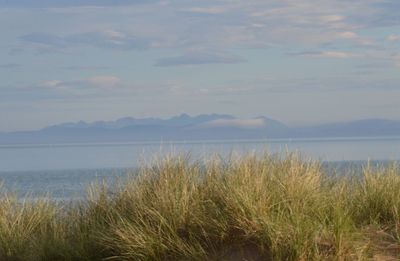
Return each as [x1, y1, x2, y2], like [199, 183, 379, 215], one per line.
[1, 137, 399, 200]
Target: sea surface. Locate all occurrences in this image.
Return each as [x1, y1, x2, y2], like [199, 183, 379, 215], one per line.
[1, 137, 399, 200]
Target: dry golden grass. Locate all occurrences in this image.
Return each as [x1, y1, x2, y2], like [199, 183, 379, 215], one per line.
[0, 152, 400, 260]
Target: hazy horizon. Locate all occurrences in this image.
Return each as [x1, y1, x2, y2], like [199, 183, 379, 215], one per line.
[1, 0, 400, 131]
[3, 113, 400, 133]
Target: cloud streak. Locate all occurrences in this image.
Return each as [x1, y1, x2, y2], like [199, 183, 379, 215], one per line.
[19, 31, 151, 51]
[0, 0, 157, 8]
[291, 51, 357, 59]
[155, 51, 246, 66]
[387, 34, 400, 42]
[41, 75, 122, 89]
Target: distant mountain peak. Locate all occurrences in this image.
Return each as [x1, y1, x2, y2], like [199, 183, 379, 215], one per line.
[4, 115, 399, 146]
[44, 113, 239, 130]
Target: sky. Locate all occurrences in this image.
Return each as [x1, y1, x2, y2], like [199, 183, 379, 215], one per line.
[0, 0, 400, 131]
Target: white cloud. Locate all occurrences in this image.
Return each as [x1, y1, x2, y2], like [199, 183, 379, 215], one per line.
[40, 76, 121, 91]
[387, 34, 400, 42]
[317, 51, 356, 58]
[35, 75, 178, 101]
[87, 75, 121, 88]
[319, 14, 345, 23]
[0, 1, 158, 8]
[179, 6, 227, 15]
[102, 30, 126, 39]
[293, 51, 357, 59]
[338, 31, 358, 39]
[42, 80, 63, 88]
[19, 30, 151, 52]
[155, 51, 245, 66]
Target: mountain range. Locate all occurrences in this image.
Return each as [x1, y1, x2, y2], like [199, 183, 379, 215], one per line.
[1, 114, 400, 145]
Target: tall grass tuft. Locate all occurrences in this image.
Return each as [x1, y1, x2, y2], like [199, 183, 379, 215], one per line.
[0, 193, 56, 261]
[0, 153, 400, 260]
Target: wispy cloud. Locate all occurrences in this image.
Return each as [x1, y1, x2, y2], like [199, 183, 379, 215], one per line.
[61, 65, 110, 71]
[0, 0, 157, 8]
[155, 51, 246, 66]
[42, 80, 63, 88]
[32, 76, 186, 100]
[290, 51, 357, 59]
[19, 30, 151, 52]
[41, 75, 122, 89]
[86, 75, 121, 88]
[178, 6, 228, 15]
[387, 34, 400, 42]
[0, 75, 176, 103]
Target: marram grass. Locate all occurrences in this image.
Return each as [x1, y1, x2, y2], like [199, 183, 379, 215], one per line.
[1, 152, 400, 260]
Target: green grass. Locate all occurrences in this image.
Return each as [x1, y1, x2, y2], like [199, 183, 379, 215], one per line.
[1, 152, 400, 260]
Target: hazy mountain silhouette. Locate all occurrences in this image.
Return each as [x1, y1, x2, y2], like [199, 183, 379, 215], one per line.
[1, 115, 400, 145]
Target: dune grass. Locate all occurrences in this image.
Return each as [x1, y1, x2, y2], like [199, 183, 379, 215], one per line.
[1, 152, 400, 260]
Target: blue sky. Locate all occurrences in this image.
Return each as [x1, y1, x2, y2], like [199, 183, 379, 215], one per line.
[1, 0, 400, 131]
